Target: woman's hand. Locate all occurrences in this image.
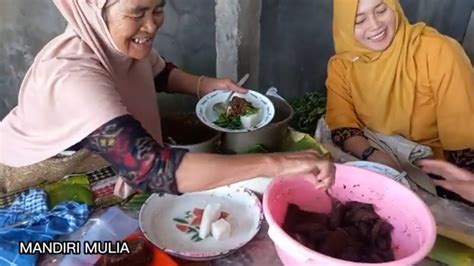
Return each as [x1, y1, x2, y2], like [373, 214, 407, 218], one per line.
[199, 77, 248, 97]
[417, 159, 474, 203]
[269, 150, 336, 190]
[368, 150, 402, 171]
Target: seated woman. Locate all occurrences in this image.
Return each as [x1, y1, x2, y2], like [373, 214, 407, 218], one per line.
[0, 0, 335, 196]
[325, 0, 473, 202]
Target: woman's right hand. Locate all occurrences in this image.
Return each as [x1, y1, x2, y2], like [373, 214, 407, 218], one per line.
[268, 150, 336, 190]
[368, 150, 402, 171]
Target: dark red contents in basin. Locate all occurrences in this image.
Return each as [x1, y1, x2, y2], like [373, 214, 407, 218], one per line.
[283, 202, 395, 263]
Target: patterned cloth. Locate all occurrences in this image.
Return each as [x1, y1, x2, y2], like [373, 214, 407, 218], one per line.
[445, 148, 474, 173]
[0, 188, 89, 266]
[331, 127, 366, 150]
[0, 189, 49, 226]
[0, 167, 121, 210]
[88, 167, 124, 209]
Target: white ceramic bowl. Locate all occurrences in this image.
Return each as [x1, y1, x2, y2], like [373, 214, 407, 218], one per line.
[344, 161, 411, 188]
[231, 177, 272, 196]
[196, 90, 275, 133]
[139, 186, 263, 261]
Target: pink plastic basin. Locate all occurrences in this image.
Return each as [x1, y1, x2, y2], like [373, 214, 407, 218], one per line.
[263, 164, 436, 265]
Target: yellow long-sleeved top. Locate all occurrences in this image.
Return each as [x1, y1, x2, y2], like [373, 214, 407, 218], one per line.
[326, 0, 474, 160]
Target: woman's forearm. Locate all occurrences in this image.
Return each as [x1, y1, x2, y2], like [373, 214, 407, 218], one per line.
[343, 136, 372, 158]
[344, 135, 401, 170]
[331, 127, 374, 158]
[175, 153, 274, 193]
[83, 115, 187, 195]
[167, 68, 200, 96]
[84, 116, 334, 195]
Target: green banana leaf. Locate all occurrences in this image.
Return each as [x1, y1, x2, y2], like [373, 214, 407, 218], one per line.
[428, 235, 473, 266]
[121, 192, 153, 211]
[42, 174, 94, 208]
[280, 130, 329, 156]
[241, 130, 329, 155]
[244, 144, 270, 154]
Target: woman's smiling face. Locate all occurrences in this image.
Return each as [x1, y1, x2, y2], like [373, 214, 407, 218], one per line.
[353, 0, 396, 52]
[105, 0, 165, 59]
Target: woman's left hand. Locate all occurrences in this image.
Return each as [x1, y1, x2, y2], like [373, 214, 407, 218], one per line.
[417, 159, 474, 203]
[199, 77, 248, 97]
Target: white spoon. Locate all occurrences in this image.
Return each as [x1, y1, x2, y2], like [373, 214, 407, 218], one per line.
[212, 73, 250, 114]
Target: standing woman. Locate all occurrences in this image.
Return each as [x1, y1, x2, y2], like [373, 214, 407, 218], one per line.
[325, 0, 473, 201]
[0, 0, 335, 195]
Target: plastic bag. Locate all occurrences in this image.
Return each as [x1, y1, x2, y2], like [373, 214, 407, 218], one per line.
[265, 87, 286, 101]
[37, 207, 138, 266]
[417, 190, 474, 248]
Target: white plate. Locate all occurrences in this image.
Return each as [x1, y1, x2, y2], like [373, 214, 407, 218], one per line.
[231, 177, 272, 196]
[344, 161, 411, 188]
[195, 90, 275, 133]
[139, 186, 263, 261]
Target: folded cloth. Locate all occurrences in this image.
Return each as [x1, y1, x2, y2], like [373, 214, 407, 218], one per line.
[362, 128, 437, 195]
[315, 117, 436, 194]
[0, 188, 89, 266]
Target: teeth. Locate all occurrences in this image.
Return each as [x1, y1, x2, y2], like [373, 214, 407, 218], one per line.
[370, 31, 385, 40]
[133, 38, 150, 44]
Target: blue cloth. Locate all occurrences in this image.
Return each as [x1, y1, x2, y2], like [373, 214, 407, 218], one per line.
[0, 188, 90, 266]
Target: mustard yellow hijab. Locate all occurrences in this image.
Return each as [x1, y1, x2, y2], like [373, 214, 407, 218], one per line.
[328, 0, 435, 135]
[327, 0, 474, 154]
[332, 0, 429, 62]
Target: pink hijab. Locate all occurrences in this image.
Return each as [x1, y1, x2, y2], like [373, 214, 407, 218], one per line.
[0, 0, 165, 167]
